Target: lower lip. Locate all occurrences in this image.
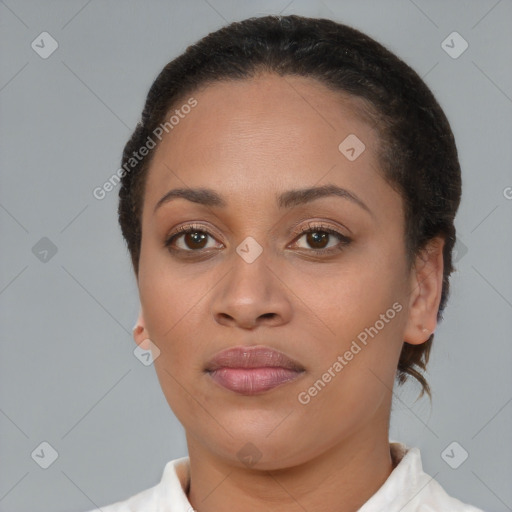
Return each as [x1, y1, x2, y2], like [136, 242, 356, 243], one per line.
[207, 367, 303, 395]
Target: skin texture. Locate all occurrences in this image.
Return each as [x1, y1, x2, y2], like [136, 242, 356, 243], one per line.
[132, 73, 444, 512]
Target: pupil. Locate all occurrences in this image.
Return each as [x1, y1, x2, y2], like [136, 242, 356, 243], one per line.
[308, 231, 328, 249]
[186, 232, 207, 249]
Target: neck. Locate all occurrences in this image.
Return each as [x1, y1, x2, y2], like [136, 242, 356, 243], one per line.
[186, 415, 394, 512]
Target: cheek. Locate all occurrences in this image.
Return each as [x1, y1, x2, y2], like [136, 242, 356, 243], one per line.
[291, 240, 408, 395]
[139, 232, 202, 315]
[296, 243, 406, 334]
[137, 248, 205, 363]
[292, 267, 405, 438]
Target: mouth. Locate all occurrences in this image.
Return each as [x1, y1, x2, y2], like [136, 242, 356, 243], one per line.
[205, 345, 305, 395]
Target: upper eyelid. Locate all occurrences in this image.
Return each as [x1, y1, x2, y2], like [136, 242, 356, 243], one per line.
[171, 222, 222, 239]
[291, 221, 349, 237]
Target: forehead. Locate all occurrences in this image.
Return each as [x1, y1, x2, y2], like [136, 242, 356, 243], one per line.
[142, 73, 393, 216]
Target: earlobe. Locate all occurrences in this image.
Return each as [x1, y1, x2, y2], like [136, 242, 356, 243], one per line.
[403, 237, 445, 345]
[133, 309, 152, 350]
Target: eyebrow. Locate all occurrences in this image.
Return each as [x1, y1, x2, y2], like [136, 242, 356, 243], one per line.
[153, 184, 372, 216]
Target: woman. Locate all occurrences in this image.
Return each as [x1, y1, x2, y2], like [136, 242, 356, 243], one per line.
[90, 14, 484, 512]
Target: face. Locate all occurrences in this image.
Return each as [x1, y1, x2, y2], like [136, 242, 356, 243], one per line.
[134, 73, 438, 470]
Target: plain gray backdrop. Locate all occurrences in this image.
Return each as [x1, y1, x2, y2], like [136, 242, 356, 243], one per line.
[1, 1, 511, 511]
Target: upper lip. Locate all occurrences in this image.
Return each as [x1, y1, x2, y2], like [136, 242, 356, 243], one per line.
[205, 345, 305, 372]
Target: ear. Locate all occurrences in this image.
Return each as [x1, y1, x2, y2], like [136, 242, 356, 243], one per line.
[133, 308, 152, 350]
[403, 236, 445, 345]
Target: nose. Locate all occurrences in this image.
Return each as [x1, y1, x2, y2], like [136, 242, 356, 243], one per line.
[211, 249, 293, 330]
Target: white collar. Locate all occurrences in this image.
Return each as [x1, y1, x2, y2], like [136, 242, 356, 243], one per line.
[98, 442, 482, 511]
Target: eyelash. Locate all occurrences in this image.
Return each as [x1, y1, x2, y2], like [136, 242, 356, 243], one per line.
[164, 222, 352, 257]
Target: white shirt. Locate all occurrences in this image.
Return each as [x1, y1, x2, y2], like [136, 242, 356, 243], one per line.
[86, 442, 485, 511]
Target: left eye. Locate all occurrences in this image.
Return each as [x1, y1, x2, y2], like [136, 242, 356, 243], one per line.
[291, 227, 351, 252]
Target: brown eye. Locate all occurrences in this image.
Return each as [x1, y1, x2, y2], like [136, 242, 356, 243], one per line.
[182, 231, 208, 250]
[165, 226, 222, 253]
[292, 225, 352, 254]
[305, 231, 330, 249]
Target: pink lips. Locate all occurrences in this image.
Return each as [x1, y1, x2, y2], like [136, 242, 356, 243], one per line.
[205, 346, 305, 395]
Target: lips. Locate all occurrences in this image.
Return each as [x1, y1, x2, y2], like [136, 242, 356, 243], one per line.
[205, 346, 305, 395]
[206, 346, 304, 371]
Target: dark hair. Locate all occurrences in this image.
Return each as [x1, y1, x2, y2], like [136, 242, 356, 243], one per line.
[118, 15, 462, 401]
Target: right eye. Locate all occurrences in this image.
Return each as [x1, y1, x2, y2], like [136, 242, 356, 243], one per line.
[164, 224, 224, 253]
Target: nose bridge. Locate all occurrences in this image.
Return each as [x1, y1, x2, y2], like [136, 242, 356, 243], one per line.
[211, 238, 292, 327]
[224, 239, 275, 304]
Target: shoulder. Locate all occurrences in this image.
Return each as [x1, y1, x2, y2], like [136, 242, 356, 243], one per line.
[411, 476, 486, 512]
[82, 484, 160, 512]
[82, 456, 191, 512]
[359, 442, 486, 512]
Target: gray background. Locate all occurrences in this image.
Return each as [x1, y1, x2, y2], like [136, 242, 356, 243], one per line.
[1, 0, 511, 511]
